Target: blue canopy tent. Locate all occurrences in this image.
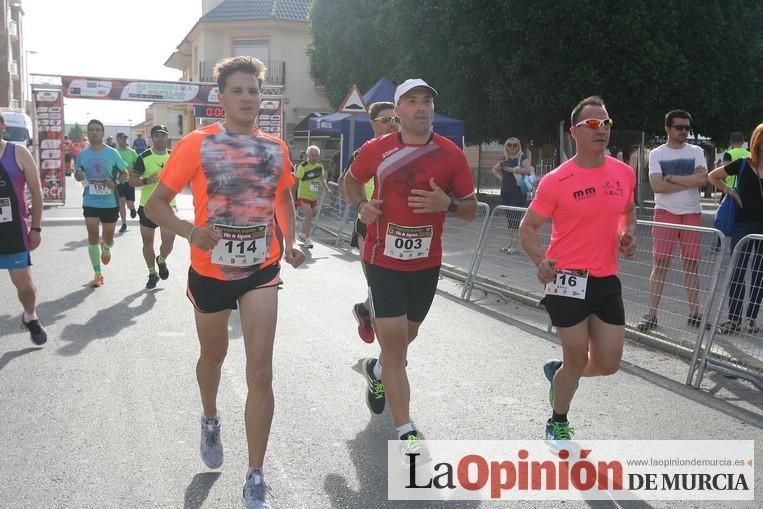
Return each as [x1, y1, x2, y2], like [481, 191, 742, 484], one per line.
[307, 77, 465, 169]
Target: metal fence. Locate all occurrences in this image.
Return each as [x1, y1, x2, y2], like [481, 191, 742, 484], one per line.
[312, 198, 761, 390]
[310, 182, 355, 246]
[692, 234, 763, 389]
[441, 203, 490, 284]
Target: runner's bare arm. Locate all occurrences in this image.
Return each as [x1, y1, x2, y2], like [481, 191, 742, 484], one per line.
[16, 145, 43, 249]
[145, 182, 220, 249]
[345, 171, 382, 225]
[275, 188, 304, 268]
[519, 208, 556, 283]
[619, 201, 637, 258]
[408, 178, 477, 221]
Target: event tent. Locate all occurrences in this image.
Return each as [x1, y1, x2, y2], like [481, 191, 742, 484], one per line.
[307, 77, 465, 168]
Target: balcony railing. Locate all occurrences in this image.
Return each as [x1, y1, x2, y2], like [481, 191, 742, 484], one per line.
[9, 60, 18, 77]
[199, 59, 285, 86]
[9, 19, 18, 38]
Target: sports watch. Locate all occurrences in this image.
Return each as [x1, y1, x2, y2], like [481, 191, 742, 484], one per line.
[447, 197, 458, 213]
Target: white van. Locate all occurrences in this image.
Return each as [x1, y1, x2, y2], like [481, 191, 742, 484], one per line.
[0, 110, 34, 148]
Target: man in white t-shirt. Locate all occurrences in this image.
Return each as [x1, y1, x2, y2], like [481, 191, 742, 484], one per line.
[638, 110, 708, 332]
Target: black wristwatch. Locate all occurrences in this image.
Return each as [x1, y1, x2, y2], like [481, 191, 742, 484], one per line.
[447, 197, 458, 213]
[30, 227, 42, 232]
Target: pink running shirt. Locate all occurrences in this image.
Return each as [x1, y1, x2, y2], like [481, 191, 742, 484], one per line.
[529, 156, 635, 277]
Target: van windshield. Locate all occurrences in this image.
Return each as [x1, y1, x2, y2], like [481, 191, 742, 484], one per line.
[2, 126, 28, 143]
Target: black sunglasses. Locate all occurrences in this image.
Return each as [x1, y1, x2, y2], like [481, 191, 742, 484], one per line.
[670, 124, 691, 131]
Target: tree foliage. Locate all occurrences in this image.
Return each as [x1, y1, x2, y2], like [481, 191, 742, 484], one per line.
[308, 0, 763, 144]
[67, 123, 83, 141]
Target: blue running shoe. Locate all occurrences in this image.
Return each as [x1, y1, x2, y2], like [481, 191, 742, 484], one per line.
[543, 359, 563, 406]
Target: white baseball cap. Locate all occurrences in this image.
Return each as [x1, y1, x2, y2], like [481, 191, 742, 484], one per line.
[393, 78, 438, 105]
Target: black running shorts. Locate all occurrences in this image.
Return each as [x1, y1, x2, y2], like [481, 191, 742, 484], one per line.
[540, 275, 625, 328]
[365, 264, 440, 322]
[117, 182, 135, 201]
[137, 206, 158, 229]
[187, 264, 281, 313]
[83, 206, 119, 224]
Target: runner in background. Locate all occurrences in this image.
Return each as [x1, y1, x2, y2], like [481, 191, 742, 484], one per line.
[73, 119, 128, 288]
[293, 145, 331, 249]
[338, 101, 399, 343]
[0, 113, 47, 344]
[115, 132, 138, 233]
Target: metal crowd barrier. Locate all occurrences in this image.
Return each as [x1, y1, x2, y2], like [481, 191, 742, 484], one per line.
[310, 182, 355, 247]
[313, 197, 760, 390]
[692, 234, 763, 389]
[441, 202, 490, 285]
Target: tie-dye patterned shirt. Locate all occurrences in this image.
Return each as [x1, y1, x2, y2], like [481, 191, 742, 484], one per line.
[349, 132, 475, 271]
[160, 122, 295, 281]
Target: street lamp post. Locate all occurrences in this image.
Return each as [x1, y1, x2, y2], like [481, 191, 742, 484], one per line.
[24, 50, 37, 111]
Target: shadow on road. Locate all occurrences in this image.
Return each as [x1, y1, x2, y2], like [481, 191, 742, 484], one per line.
[323, 364, 480, 509]
[56, 289, 157, 356]
[183, 471, 221, 509]
[0, 347, 43, 371]
[59, 238, 91, 252]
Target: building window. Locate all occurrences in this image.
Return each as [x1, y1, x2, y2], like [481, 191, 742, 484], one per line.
[233, 39, 269, 63]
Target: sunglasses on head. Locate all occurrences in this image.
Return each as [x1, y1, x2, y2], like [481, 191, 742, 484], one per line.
[671, 124, 691, 131]
[373, 115, 399, 124]
[574, 118, 614, 129]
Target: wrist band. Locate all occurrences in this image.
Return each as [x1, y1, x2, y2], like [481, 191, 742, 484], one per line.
[356, 199, 368, 210]
[188, 225, 198, 244]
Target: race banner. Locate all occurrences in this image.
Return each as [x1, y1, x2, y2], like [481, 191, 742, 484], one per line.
[61, 76, 219, 104]
[32, 88, 65, 204]
[257, 97, 283, 139]
[193, 96, 283, 139]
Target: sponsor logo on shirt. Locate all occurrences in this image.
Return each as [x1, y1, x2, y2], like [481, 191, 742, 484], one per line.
[603, 181, 624, 197]
[572, 187, 596, 200]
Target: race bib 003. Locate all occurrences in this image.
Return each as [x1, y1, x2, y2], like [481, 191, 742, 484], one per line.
[383, 223, 433, 260]
[544, 269, 589, 300]
[0, 197, 12, 223]
[88, 181, 112, 195]
[211, 224, 268, 267]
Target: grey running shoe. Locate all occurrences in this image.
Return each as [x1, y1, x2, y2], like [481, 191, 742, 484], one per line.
[243, 472, 273, 509]
[362, 358, 385, 414]
[119, 223, 127, 234]
[199, 415, 223, 469]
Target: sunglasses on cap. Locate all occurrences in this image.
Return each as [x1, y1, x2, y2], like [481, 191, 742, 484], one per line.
[670, 124, 691, 131]
[574, 118, 614, 129]
[373, 115, 399, 124]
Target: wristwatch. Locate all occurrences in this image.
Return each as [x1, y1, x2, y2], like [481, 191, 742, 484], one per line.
[665, 174, 673, 183]
[30, 227, 42, 232]
[447, 197, 458, 213]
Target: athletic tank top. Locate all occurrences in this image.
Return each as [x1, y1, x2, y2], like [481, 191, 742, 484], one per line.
[0, 142, 29, 254]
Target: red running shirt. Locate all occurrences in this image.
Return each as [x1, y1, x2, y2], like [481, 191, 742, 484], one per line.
[350, 132, 475, 271]
[529, 156, 636, 277]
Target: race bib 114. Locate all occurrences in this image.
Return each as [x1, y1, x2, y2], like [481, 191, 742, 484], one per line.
[211, 224, 268, 267]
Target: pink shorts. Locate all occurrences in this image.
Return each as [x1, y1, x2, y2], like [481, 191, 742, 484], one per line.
[652, 209, 702, 262]
[295, 198, 317, 209]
